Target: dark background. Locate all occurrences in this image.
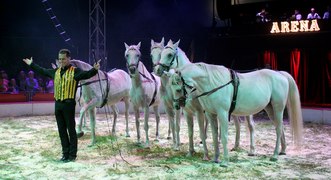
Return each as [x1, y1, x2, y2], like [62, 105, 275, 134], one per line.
[1, 0, 330, 105]
[0, 0, 212, 78]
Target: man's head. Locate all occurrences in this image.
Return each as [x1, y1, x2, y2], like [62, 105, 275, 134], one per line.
[58, 49, 71, 68]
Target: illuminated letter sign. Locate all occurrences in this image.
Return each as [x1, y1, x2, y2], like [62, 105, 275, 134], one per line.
[270, 20, 320, 33]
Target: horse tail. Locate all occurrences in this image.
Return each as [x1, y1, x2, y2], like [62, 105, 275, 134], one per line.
[279, 71, 304, 147]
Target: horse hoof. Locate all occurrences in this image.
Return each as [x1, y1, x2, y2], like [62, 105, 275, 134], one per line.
[167, 137, 172, 140]
[77, 131, 84, 138]
[270, 157, 278, 162]
[126, 134, 130, 138]
[248, 153, 255, 156]
[203, 156, 210, 161]
[88, 143, 95, 147]
[154, 139, 159, 142]
[186, 153, 193, 158]
[220, 162, 228, 168]
[279, 152, 286, 155]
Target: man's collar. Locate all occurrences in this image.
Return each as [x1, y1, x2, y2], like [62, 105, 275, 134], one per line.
[61, 64, 72, 70]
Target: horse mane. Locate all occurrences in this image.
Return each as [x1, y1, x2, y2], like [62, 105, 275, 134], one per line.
[177, 47, 191, 63]
[137, 61, 154, 80]
[195, 63, 229, 86]
[70, 59, 92, 71]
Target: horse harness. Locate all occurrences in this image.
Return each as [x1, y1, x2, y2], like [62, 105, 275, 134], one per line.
[78, 70, 110, 108]
[126, 61, 158, 107]
[178, 68, 240, 121]
[154, 46, 178, 72]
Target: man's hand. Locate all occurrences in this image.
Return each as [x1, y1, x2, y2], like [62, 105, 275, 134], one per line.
[23, 57, 33, 65]
[93, 59, 101, 70]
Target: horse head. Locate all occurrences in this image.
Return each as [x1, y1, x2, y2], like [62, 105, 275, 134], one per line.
[150, 37, 165, 74]
[124, 42, 141, 75]
[166, 70, 186, 109]
[155, 39, 180, 76]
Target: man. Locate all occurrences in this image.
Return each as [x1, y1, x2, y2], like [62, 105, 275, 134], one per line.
[23, 49, 100, 163]
[307, 8, 321, 20]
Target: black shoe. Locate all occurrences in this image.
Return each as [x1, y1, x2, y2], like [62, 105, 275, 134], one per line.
[64, 157, 76, 163]
[59, 156, 69, 162]
[77, 131, 84, 138]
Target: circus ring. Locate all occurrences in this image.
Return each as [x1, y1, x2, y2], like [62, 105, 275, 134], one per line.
[0, 96, 331, 179]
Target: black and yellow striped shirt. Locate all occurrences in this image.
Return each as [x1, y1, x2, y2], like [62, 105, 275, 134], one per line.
[30, 63, 98, 101]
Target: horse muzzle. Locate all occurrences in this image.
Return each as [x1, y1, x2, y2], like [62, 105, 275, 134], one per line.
[128, 66, 136, 74]
[174, 97, 186, 109]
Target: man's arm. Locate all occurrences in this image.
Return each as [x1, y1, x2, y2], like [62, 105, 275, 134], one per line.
[23, 57, 56, 79]
[74, 60, 101, 81]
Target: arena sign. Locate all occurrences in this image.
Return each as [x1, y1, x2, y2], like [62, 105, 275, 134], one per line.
[270, 19, 320, 33]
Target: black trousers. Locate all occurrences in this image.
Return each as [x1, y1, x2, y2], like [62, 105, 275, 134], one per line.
[55, 100, 77, 159]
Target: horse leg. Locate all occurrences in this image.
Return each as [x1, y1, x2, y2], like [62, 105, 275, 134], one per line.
[77, 97, 99, 137]
[218, 111, 230, 167]
[197, 110, 209, 161]
[88, 107, 97, 146]
[184, 110, 194, 157]
[143, 106, 150, 148]
[153, 105, 160, 142]
[231, 116, 241, 151]
[76, 107, 86, 138]
[134, 107, 141, 144]
[205, 112, 219, 163]
[165, 106, 174, 140]
[175, 108, 181, 150]
[165, 106, 176, 148]
[111, 105, 119, 136]
[124, 97, 131, 137]
[246, 115, 256, 156]
[265, 106, 286, 156]
[279, 126, 286, 155]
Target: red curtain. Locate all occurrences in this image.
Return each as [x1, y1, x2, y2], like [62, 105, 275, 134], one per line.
[290, 49, 308, 102]
[262, 50, 278, 70]
[326, 52, 331, 89]
[290, 49, 300, 84]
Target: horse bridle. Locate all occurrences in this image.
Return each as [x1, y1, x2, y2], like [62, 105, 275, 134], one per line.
[155, 46, 178, 73]
[174, 69, 239, 120]
[125, 51, 158, 107]
[173, 75, 196, 108]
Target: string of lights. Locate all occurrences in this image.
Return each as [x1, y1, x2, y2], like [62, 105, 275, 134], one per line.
[41, 0, 75, 47]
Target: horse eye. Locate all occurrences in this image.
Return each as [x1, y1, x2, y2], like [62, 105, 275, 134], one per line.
[176, 89, 181, 93]
[167, 54, 172, 58]
[125, 54, 129, 58]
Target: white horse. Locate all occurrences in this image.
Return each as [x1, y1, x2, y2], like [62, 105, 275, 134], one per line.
[168, 70, 257, 157]
[155, 40, 303, 167]
[124, 42, 162, 148]
[151, 38, 181, 150]
[155, 40, 255, 157]
[70, 60, 132, 146]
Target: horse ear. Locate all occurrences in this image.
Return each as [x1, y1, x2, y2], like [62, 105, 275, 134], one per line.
[51, 63, 57, 69]
[55, 59, 60, 67]
[137, 42, 141, 49]
[151, 39, 155, 46]
[124, 43, 130, 50]
[173, 39, 180, 49]
[167, 39, 173, 46]
[161, 37, 165, 46]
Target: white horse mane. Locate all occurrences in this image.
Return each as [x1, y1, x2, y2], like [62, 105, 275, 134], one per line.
[137, 61, 154, 81]
[70, 59, 92, 70]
